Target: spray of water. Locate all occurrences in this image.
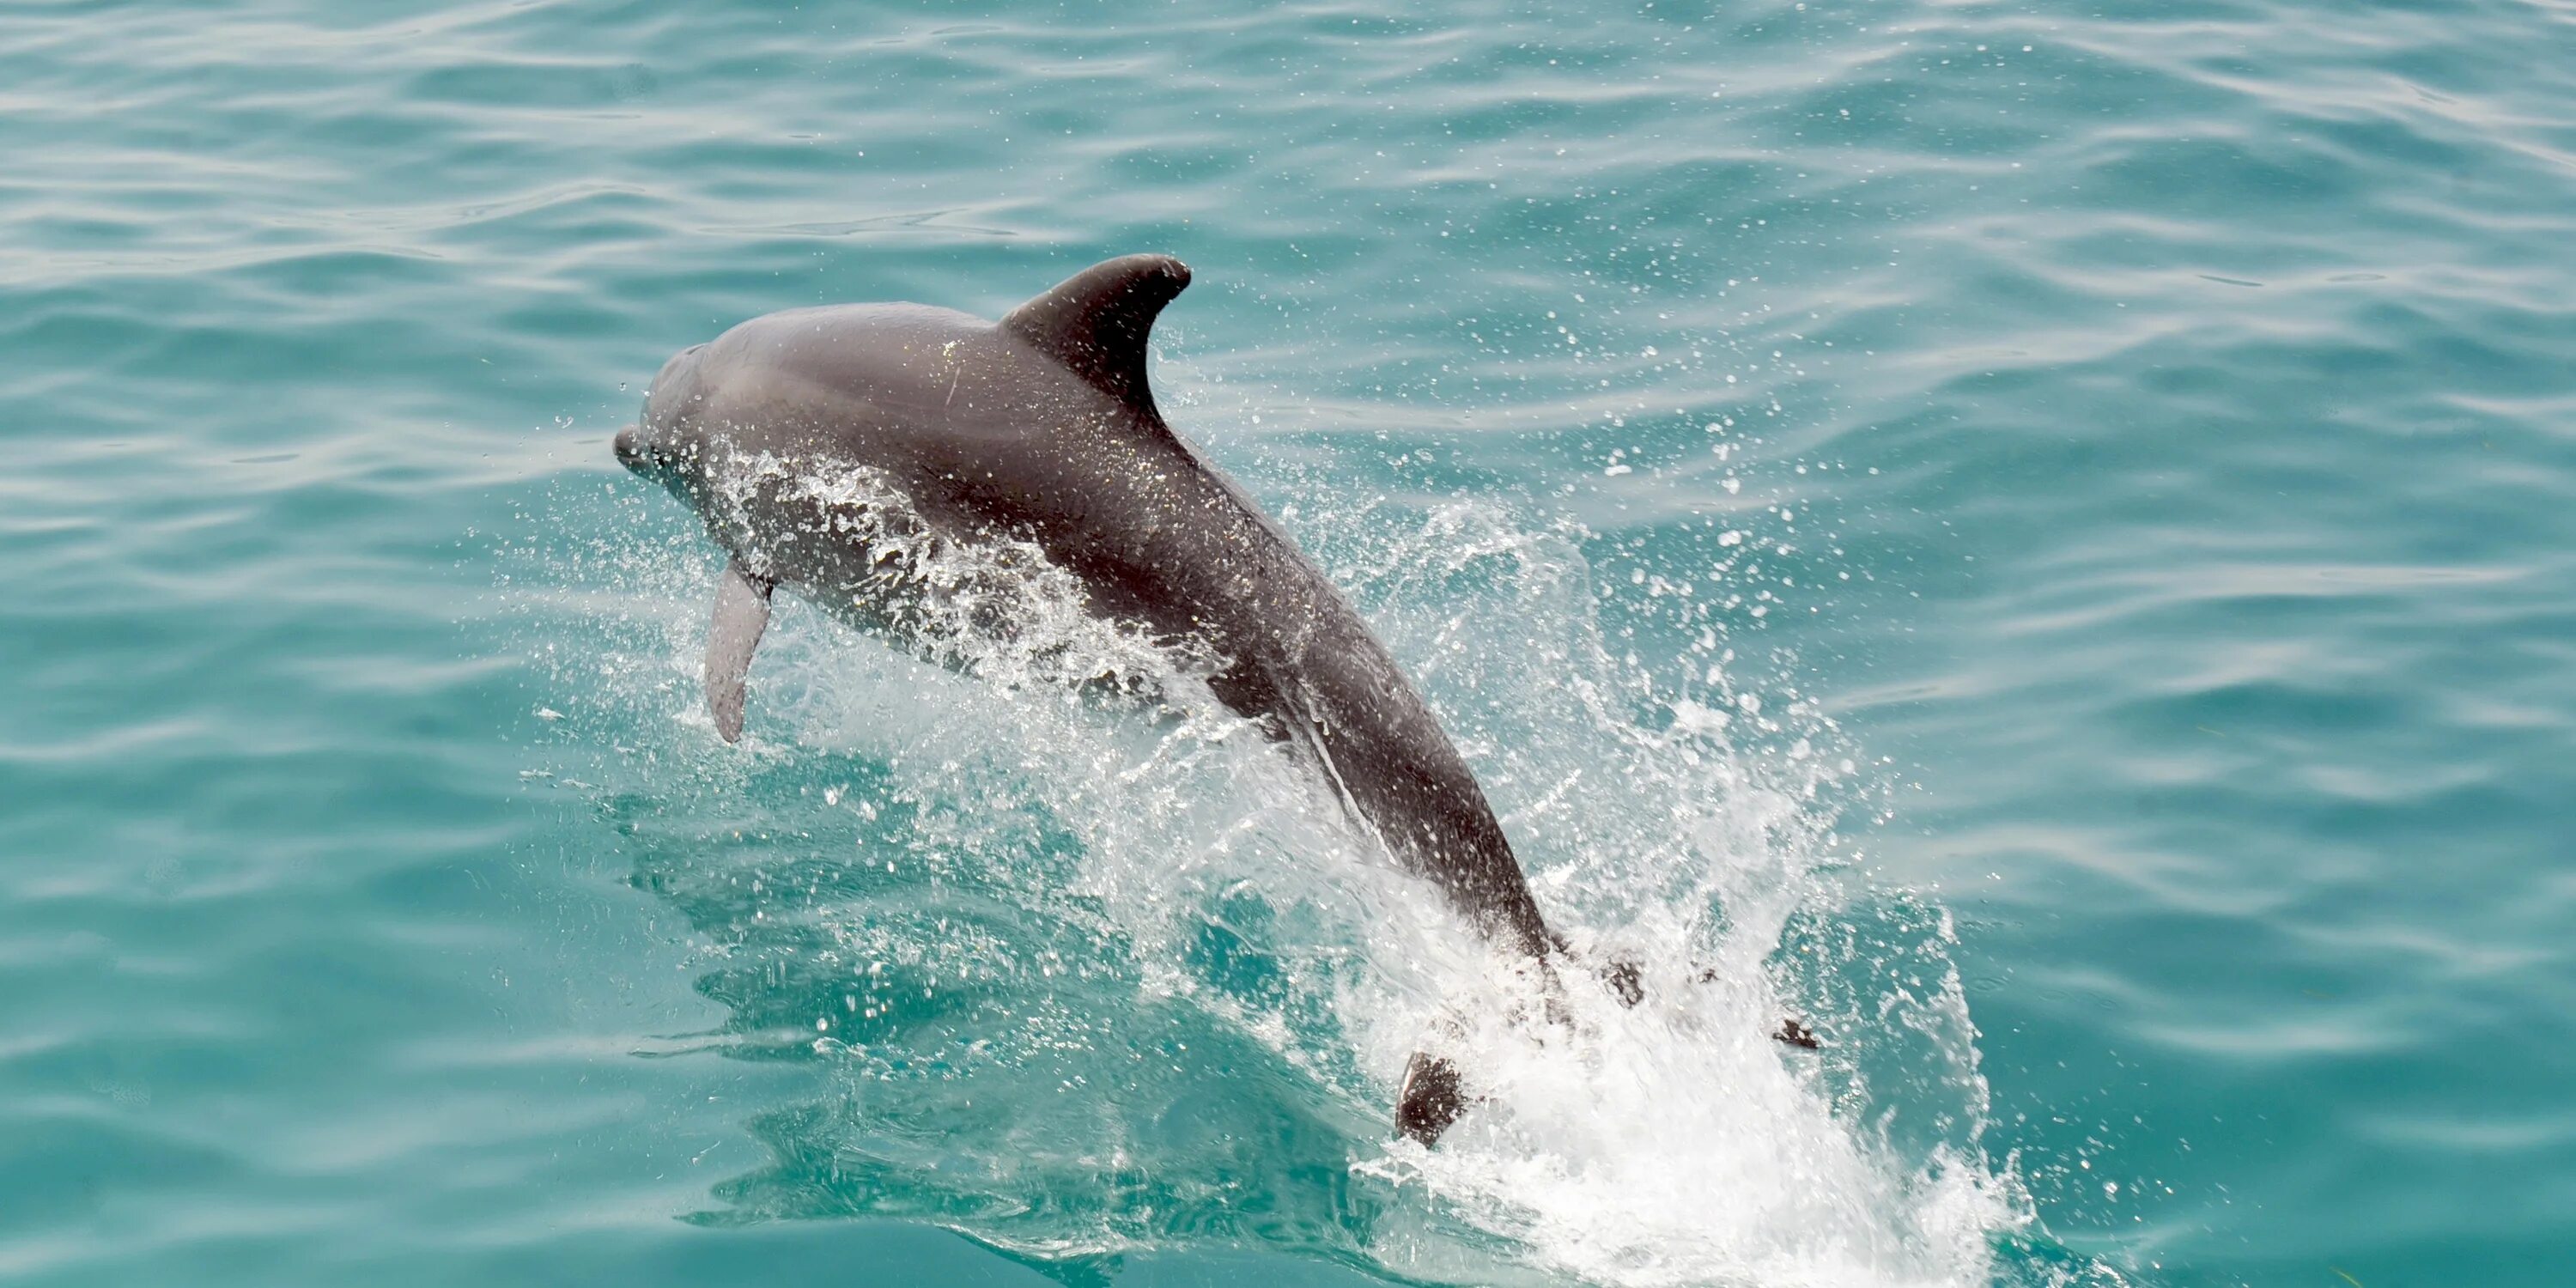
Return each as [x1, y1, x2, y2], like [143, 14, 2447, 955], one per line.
[503, 456, 2046, 1287]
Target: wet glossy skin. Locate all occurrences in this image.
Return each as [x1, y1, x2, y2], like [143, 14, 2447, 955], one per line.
[617, 257, 1559, 963]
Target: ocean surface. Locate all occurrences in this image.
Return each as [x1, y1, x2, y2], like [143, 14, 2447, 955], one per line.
[4, 1, 2573, 1285]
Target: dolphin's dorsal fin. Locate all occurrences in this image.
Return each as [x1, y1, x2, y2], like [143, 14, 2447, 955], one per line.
[999, 254, 1190, 416]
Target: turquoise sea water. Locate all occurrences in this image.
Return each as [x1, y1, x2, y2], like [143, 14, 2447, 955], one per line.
[6, 1, 2573, 1284]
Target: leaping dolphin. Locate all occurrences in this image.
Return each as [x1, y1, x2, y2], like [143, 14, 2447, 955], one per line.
[615, 256, 1759, 1144]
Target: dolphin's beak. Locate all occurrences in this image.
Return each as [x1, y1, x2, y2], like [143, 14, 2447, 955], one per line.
[613, 423, 645, 472]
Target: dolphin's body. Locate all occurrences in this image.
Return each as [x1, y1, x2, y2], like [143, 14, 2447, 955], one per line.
[617, 256, 1615, 1142]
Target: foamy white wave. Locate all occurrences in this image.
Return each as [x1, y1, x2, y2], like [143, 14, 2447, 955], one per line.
[526, 473, 2028, 1286]
[1300, 504, 2022, 1287]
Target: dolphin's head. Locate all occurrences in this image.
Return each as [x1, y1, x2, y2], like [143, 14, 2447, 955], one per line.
[615, 343, 713, 496]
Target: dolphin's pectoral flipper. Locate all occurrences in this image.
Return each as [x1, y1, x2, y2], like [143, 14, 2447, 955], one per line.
[999, 254, 1190, 415]
[1395, 1050, 1469, 1145]
[706, 558, 774, 743]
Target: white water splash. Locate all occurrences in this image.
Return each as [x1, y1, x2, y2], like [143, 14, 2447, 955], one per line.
[519, 476, 2031, 1286]
[725, 451, 1216, 696]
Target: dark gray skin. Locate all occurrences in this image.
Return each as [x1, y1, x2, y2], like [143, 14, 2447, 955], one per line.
[617, 256, 1795, 1144]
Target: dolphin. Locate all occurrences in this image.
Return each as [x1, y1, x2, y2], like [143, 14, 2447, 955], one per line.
[615, 255, 1778, 1144]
